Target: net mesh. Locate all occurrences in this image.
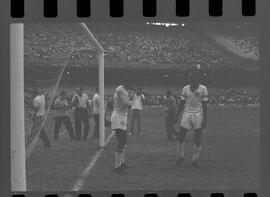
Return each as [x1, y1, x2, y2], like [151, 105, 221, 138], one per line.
[24, 23, 99, 159]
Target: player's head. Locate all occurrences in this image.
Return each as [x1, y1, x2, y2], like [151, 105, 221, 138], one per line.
[60, 90, 67, 98]
[188, 69, 201, 86]
[76, 87, 83, 95]
[135, 88, 141, 94]
[95, 87, 99, 93]
[122, 80, 132, 90]
[166, 89, 172, 97]
[32, 87, 41, 97]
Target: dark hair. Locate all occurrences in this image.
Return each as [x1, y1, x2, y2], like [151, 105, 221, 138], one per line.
[77, 87, 83, 91]
[32, 87, 40, 96]
[189, 69, 201, 83]
[166, 89, 172, 95]
[60, 90, 67, 95]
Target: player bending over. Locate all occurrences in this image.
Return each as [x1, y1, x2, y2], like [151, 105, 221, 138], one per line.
[175, 70, 208, 167]
[111, 83, 133, 174]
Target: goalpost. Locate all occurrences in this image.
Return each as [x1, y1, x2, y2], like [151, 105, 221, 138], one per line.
[11, 23, 105, 191]
[80, 23, 105, 148]
[11, 23, 26, 191]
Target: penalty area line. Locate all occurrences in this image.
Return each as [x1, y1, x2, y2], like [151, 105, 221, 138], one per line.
[72, 131, 115, 191]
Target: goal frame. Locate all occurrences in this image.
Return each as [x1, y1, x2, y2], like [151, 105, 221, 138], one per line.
[10, 23, 105, 191]
[80, 23, 106, 148]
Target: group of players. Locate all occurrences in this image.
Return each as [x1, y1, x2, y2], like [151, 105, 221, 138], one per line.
[29, 87, 101, 148]
[29, 68, 208, 174]
[111, 68, 208, 174]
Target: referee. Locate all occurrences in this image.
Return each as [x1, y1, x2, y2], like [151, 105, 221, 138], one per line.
[71, 87, 91, 141]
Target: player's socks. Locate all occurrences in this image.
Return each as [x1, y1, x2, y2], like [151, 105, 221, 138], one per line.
[121, 150, 125, 164]
[115, 152, 122, 169]
[120, 150, 130, 169]
[114, 151, 127, 174]
[192, 145, 202, 162]
[177, 141, 185, 159]
[176, 141, 185, 165]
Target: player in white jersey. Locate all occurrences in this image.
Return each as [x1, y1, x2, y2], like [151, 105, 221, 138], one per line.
[111, 83, 133, 174]
[29, 88, 50, 148]
[129, 88, 145, 136]
[175, 70, 209, 167]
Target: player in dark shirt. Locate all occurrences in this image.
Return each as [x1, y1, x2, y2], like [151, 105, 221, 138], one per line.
[164, 90, 177, 141]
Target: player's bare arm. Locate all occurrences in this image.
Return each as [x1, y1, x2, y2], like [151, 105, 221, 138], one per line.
[201, 86, 209, 129]
[118, 91, 133, 107]
[87, 97, 93, 117]
[201, 101, 208, 129]
[32, 98, 40, 117]
[71, 95, 78, 107]
[32, 105, 39, 117]
[175, 100, 185, 123]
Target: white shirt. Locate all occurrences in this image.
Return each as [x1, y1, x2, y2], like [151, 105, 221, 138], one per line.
[131, 94, 145, 110]
[181, 84, 208, 113]
[92, 93, 100, 114]
[71, 93, 90, 109]
[33, 94, 46, 117]
[113, 85, 133, 116]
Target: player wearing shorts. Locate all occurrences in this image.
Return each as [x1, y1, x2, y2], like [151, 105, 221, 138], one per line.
[175, 70, 208, 167]
[111, 84, 133, 174]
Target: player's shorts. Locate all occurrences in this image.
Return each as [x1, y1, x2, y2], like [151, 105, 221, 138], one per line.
[180, 111, 203, 130]
[111, 111, 128, 131]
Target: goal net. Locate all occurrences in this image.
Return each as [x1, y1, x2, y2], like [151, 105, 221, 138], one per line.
[24, 23, 105, 160]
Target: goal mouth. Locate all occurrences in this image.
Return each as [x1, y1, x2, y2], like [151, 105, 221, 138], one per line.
[23, 23, 105, 160]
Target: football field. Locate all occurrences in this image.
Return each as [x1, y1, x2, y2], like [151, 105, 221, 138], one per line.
[26, 107, 260, 191]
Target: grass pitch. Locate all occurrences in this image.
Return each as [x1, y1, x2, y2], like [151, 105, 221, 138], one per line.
[26, 107, 260, 191]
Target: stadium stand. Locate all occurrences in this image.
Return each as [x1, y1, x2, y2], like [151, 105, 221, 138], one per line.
[25, 23, 246, 68]
[24, 23, 260, 109]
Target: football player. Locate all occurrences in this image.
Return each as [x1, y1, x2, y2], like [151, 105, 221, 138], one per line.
[164, 89, 177, 141]
[175, 69, 209, 167]
[111, 83, 133, 174]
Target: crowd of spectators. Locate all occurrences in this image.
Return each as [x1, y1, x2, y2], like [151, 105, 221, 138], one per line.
[217, 35, 259, 61]
[229, 35, 259, 60]
[204, 23, 259, 61]
[24, 23, 95, 61]
[209, 32, 259, 61]
[141, 88, 259, 107]
[208, 88, 259, 107]
[93, 30, 235, 67]
[24, 23, 243, 68]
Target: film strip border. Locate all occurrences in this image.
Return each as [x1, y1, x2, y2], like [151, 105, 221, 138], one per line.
[9, 0, 258, 197]
[11, 0, 256, 18]
[11, 192, 259, 197]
